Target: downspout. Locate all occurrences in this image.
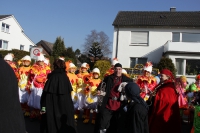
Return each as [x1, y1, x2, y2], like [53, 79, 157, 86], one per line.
[115, 25, 119, 58]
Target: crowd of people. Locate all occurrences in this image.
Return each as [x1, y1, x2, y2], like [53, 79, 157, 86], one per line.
[0, 53, 200, 133]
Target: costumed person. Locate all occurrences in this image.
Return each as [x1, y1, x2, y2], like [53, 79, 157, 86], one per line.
[18, 55, 32, 117]
[187, 74, 200, 103]
[94, 63, 133, 133]
[0, 54, 26, 133]
[136, 62, 157, 101]
[67, 62, 79, 118]
[75, 62, 90, 119]
[44, 57, 50, 67]
[124, 82, 149, 133]
[4, 53, 19, 78]
[175, 76, 189, 108]
[122, 69, 130, 77]
[104, 58, 118, 77]
[148, 69, 181, 133]
[40, 57, 77, 133]
[83, 68, 101, 124]
[190, 91, 200, 133]
[28, 53, 51, 120]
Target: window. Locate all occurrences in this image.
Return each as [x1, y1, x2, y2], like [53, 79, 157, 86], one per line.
[29, 45, 33, 52]
[130, 57, 147, 68]
[172, 32, 180, 42]
[1, 23, 10, 33]
[20, 45, 24, 50]
[186, 59, 200, 75]
[175, 58, 184, 75]
[182, 33, 200, 42]
[131, 31, 149, 45]
[175, 58, 200, 75]
[0, 40, 8, 49]
[1, 23, 5, 31]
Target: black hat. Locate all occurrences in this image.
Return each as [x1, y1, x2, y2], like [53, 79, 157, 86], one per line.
[114, 63, 122, 68]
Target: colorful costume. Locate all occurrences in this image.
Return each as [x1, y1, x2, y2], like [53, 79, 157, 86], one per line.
[83, 68, 101, 124]
[67, 63, 79, 108]
[75, 62, 90, 119]
[4, 53, 19, 78]
[175, 76, 188, 108]
[28, 53, 51, 119]
[186, 75, 200, 104]
[18, 55, 32, 116]
[190, 91, 200, 133]
[136, 62, 157, 101]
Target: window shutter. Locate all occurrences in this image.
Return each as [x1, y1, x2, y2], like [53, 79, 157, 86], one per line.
[131, 32, 148, 45]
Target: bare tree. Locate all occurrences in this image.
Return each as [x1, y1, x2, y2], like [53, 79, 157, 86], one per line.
[82, 30, 112, 57]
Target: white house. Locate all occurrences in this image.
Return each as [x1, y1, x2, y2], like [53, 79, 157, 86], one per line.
[0, 15, 35, 52]
[112, 7, 200, 83]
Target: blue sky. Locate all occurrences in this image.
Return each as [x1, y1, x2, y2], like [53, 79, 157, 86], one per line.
[1, 0, 200, 54]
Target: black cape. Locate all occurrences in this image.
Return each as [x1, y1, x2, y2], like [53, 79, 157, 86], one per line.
[40, 69, 77, 133]
[94, 74, 133, 133]
[0, 56, 26, 133]
[125, 102, 149, 133]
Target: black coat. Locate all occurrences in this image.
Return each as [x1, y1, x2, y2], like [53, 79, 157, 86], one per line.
[0, 57, 26, 133]
[40, 69, 77, 133]
[125, 102, 149, 133]
[94, 74, 133, 133]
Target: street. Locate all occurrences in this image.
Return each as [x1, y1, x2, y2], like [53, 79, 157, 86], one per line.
[24, 113, 192, 133]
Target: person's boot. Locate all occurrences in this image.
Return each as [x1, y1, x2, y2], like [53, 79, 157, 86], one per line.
[100, 129, 107, 133]
[83, 109, 90, 123]
[74, 110, 80, 119]
[91, 111, 96, 124]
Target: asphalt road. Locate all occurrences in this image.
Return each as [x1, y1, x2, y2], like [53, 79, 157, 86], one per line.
[25, 114, 192, 133]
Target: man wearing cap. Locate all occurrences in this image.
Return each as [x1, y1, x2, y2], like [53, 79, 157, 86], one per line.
[94, 63, 133, 133]
[136, 62, 157, 101]
[28, 53, 51, 120]
[18, 55, 32, 116]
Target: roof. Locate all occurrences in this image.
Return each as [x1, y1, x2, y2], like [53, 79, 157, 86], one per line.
[0, 15, 12, 20]
[36, 40, 53, 55]
[112, 11, 200, 27]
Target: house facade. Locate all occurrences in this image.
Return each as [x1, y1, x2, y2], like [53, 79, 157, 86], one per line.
[112, 8, 200, 83]
[0, 15, 35, 52]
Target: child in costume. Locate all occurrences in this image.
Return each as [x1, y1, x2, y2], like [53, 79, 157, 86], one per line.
[175, 76, 188, 108]
[136, 62, 157, 101]
[104, 58, 118, 77]
[28, 53, 51, 120]
[122, 69, 130, 77]
[4, 53, 19, 78]
[67, 62, 79, 119]
[18, 55, 32, 116]
[75, 62, 90, 119]
[83, 68, 101, 124]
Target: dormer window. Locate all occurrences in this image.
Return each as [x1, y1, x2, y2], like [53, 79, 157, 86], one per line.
[1, 23, 10, 33]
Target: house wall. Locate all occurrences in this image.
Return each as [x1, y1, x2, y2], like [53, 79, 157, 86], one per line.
[0, 16, 35, 52]
[112, 27, 200, 68]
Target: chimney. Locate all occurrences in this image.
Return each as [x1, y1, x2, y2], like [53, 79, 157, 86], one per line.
[170, 7, 176, 12]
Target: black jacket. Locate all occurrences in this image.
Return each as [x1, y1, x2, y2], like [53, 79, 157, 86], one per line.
[40, 69, 77, 133]
[0, 58, 26, 133]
